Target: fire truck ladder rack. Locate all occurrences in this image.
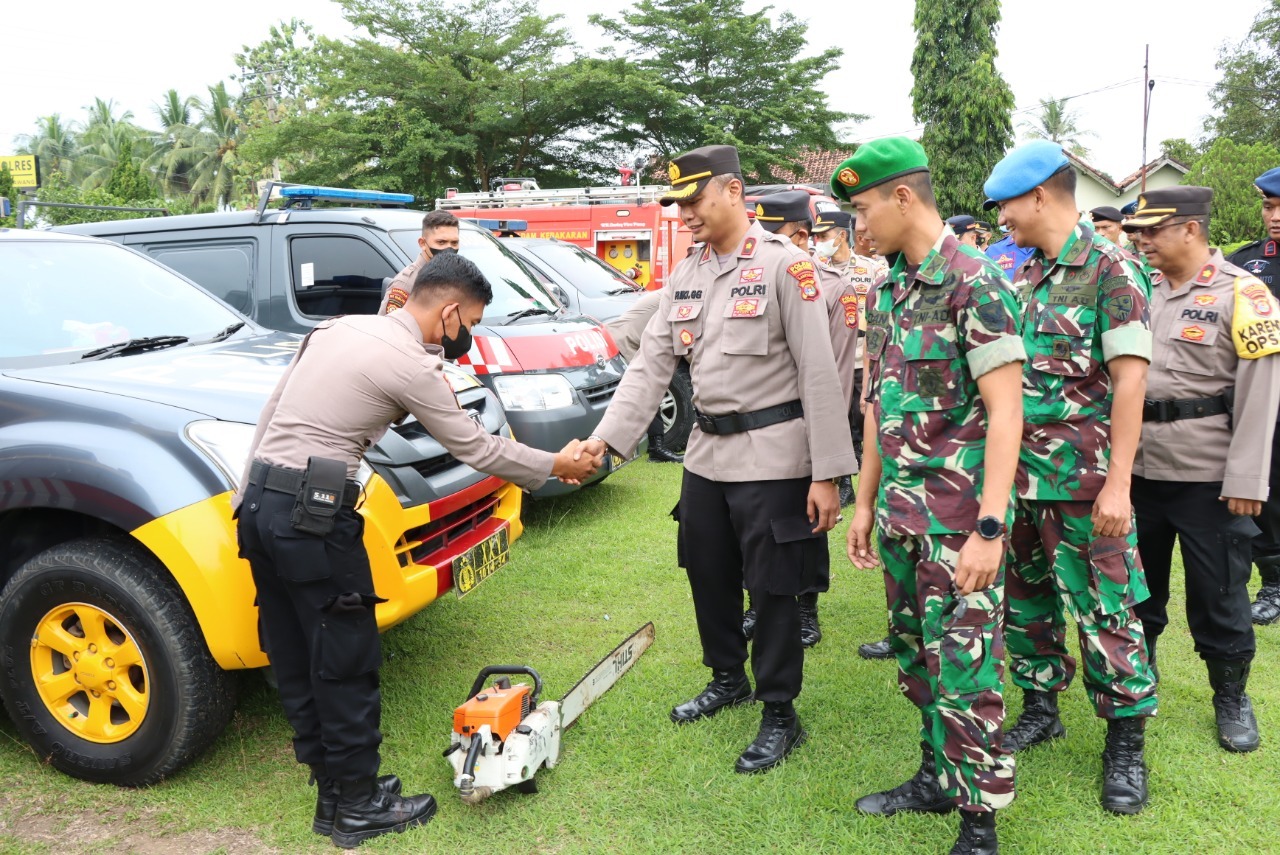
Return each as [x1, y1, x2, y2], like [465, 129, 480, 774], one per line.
[436, 185, 673, 209]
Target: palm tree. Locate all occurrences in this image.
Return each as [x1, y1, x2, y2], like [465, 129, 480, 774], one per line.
[1020, 96, 1094, 159]
[77, 98, 151, 189]
[150, 90, 200, 196]
[14, 114, 80, 184]
[166, 83, 244, 208]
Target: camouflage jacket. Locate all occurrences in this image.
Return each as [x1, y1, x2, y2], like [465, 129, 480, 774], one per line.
[1013, 222, 1152, 501]
[866, 228, 1026, 535]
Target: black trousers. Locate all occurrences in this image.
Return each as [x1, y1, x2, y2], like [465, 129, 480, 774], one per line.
[1252, 426, 1280, 561]
[676, 471, 827, 702]
[238, 482, 384, 779]
[1131, 477, 1258, 663]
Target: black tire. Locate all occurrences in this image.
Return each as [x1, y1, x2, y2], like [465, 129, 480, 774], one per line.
[661, 364, 695, 452]
[0, 538, 235, 785]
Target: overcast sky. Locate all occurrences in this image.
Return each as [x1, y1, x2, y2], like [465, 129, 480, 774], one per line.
[3, 0, 1264, 181]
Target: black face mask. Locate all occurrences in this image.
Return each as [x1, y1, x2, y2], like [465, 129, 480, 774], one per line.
[441, 309, 473, 360]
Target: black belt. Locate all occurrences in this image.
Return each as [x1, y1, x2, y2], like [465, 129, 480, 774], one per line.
[1142, 394, 1231, 423]
[249, 460, 362, 508]
[695, 400, 803, 436]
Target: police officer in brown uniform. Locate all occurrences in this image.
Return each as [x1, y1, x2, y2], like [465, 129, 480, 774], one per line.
[236, 253, 600, 847]
[1125, 187, 1280, 753]
[605, 289, 685, 463]
[577, 145, 858, 773]
[377, 210, 462, 314]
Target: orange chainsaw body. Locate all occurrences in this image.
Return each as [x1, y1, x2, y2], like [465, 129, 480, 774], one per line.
[453, 683, 532, 741]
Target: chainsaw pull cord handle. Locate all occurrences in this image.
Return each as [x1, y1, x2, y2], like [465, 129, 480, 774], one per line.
[466, 665, 544, 706]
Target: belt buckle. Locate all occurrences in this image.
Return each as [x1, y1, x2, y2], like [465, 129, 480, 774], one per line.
[695, 412, 717, 434]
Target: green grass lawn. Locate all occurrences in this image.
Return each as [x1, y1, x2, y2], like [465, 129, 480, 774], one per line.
[1, 460, 1277, 854]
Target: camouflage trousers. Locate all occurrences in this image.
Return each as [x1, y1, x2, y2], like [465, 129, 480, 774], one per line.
[880, 531, 1015, 812]
[1005, 499, 1158, 719]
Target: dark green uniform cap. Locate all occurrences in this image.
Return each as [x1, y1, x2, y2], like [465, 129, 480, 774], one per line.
[660, 144, 742, 205]
[1122, 186, 1213, 231]
[829, 137, 929, 202]
[753, 190, 812, 233]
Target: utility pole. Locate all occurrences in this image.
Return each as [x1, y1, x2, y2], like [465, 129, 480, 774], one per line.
[1141, 45, 1155, 192]
[265, 71, 282, 182]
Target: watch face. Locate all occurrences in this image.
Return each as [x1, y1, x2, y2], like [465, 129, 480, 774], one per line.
[978, 516, 1002, 538]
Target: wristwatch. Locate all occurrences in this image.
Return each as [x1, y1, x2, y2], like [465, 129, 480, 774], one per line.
[976, 515, 1006, 540]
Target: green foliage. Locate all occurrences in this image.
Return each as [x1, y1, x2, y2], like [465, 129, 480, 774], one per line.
[30, 170, 166, 227]
[0, 165, 17, 228]
[1161, 137, 1203, 166]
[1020, 95, 1092, 158]
[911, 0, 1015, 217]
[1207, 0, 1280, 145]
[1183, 137, 1280, 245]
[104, 139, 154, 202]
[588, 0, 855, 181]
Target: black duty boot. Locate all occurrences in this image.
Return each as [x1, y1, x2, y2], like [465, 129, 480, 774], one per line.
[647, 428, 684, 463]
[735, 701, 807, 773]
[950, 810, 998, 855]
[670, 668, 753, 723]
[1100, 718, 1148, 815]
[799, 592, 822, 648]
[1207, 659, 1261, 752]
[1252, 559, 1280, 625]
[1002, 689, 1065, 753]
[330, 777, 437, 849]
[858, 635, 894, 660]
[856, 741, 956, 816]
[838, 475, 855, 508]
[742, 602, 758, 641]
[311, 766, 403, 835]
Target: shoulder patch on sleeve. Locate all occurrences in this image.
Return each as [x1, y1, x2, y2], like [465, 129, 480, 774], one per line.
[385, 286, 409, 313]
[788, 259, 820, 301]
[840, 293, 859, 328]
[1232, 275, 1280, 359]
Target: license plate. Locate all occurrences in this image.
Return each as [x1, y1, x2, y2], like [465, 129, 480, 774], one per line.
[609, 445, 642, 472]
[453, 527, 510, 598]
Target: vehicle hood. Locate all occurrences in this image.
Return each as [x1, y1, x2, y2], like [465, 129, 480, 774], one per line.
[464, 314, 620, 374]
[2, 332, 300, 423]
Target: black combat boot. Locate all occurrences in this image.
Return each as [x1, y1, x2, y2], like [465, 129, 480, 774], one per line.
[1002, 689, 1066, 753]
[799, 592, 822, 648]
[856, 741, 956, 816]
[1206, 659, 1260, 752]
[311, 766, 403, 835]
[1100, 718, 1148, 814]
[858, 635, 895, 660]
[735, 701, 807, 773]
[647, 425, 684, 463]
[838, 475, 855, 508]
[949, 810, 998, 855]
[329, 777, 437, 849]
[1252, 558, 1280, 625]
[742, 597, 758, 640]
[670, 668, 753, 724]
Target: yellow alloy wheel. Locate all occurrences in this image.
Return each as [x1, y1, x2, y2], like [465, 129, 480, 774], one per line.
[29, 602, 150, 743]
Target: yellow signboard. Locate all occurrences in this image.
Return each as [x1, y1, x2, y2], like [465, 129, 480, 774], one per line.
[0, 155, 40, 188]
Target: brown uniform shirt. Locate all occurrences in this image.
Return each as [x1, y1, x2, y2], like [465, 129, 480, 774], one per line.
[376, 254, 428, 316]
[817, 259, 861, 412]
[1133, 250, 1280, 500]
[239, 311, 554, 498]
[606, 288, 664, 362]
[593, 222, 859, 482]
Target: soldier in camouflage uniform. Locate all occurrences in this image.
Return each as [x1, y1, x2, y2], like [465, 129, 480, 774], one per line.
[838, 138, 1026, 855]
[983, 141, 1158, 815]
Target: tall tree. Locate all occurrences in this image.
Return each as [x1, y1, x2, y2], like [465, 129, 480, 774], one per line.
[589, 0, 854, 182]
[105, 139, 154, 202]
[1161, 137, 1203, 166]
[1020, 96, 1093, 158]
[149, 90, 200, 196]
[911, 0, 1015, 216]
[14, 114, 80, 185]
[1183, 137, 1280, 246]
[1206, 0, 1280, 145]
[166, 83, 245, 208]
[76, 98, 150, 189]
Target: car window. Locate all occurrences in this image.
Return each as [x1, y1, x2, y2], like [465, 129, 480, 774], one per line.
[390, 227, 559, 322]
[289, 235, 396, 318]
[0, 240, 242, 366]
[149, 242, 254, 314]
[524, 243, 641, 298]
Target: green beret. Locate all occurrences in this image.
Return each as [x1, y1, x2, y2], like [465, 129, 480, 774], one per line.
[830, 137, 930, 202]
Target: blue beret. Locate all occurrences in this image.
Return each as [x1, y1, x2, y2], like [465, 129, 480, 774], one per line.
[1257, 166, 1280, 198]
[1120, 200, 1139, 217]
[982, 141, 1071, 210]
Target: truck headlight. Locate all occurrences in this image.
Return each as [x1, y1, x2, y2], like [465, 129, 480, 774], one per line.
[492, 373, 576, 411]
[187, 420, 376, 490]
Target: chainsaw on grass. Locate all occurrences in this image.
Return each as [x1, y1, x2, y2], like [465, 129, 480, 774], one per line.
[444, 622, 654, 804]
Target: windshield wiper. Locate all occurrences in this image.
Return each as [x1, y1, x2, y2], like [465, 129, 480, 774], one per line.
[606, 286, 642, 295]
[505, 307, 557, 321]
[206, 322, 246, 343]
[79, 335, 190, 361]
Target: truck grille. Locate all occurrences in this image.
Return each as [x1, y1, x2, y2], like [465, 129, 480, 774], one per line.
[400, 493, 500, 567]
[583, 379, 619, 405]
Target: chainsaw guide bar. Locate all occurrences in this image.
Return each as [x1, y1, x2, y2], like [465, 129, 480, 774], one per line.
[559, 621, 655, 729]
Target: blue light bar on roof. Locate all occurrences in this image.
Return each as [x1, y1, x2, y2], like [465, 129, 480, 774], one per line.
[466, 218, 528, 232]
[279, 185, 415, 205]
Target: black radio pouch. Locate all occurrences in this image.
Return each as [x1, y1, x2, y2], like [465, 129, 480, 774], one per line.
[291, 456, 347, 536]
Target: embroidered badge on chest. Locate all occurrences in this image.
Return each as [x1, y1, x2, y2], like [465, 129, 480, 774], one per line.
[732, 298, 762, 318]
[676, 304, 694, 319]
[385, 287, 408, 312]
[679, 329, 695, 347]
[787, 260, 820, 301]
[1194, 294, 1218, 306]
[1180, 325, 1207, 342]
[739, 267, 764, 284]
